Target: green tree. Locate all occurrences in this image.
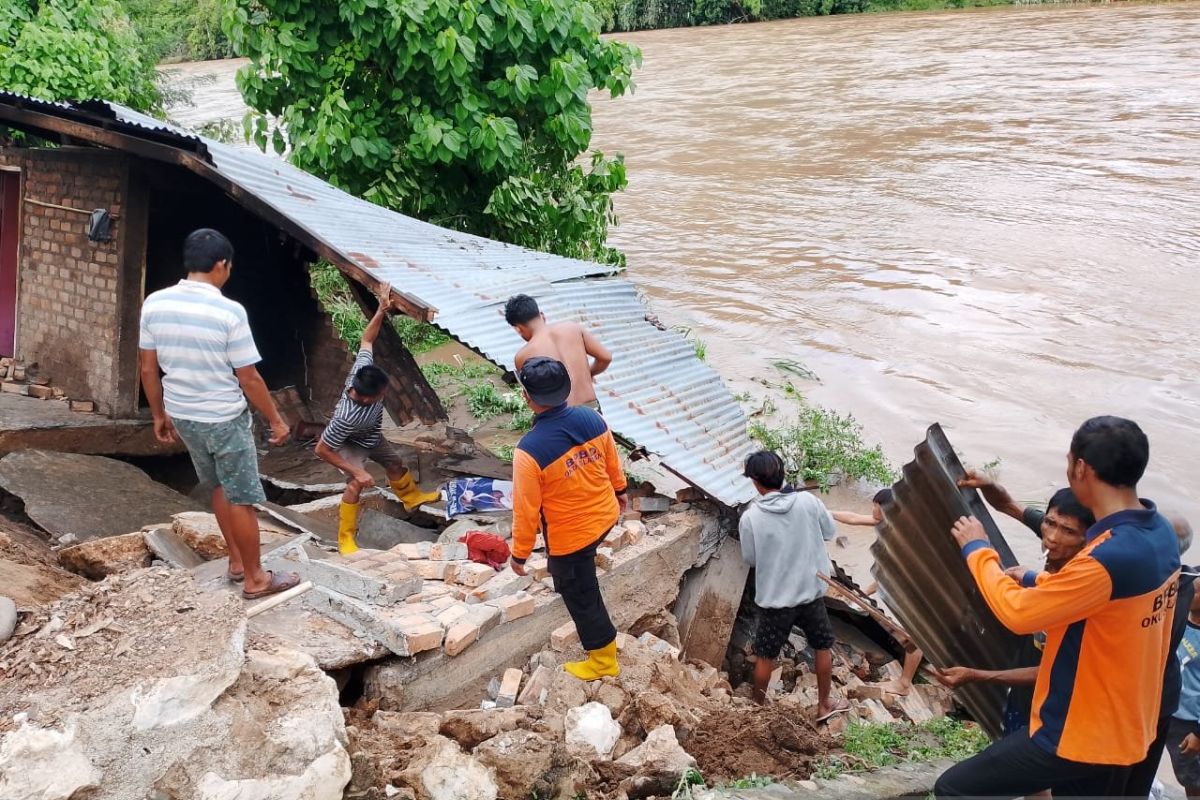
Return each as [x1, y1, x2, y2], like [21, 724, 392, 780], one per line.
[224, 0, 641, 264]
[121, 0, 234, 64]
[0, 0, 160, 111]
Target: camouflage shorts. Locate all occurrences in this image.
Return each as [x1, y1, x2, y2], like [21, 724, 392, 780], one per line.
[173, 410, 267, 506]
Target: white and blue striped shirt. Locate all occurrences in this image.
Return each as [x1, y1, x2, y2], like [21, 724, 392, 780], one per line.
[138, 280, 261, 423]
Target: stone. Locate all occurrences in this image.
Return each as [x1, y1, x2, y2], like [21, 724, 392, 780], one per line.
[439, 708, 530, 750]
[564, 702, 620, 759]
[142, 527, 205, 569]
[487, 591, 535, 623]
[616, 724, 696, 776]
[518, 665, 556, 706]
[473, 730, 557, 800]
[0, 596, 16, 644]
[444, 622, 480, 657]
[0, 722, 102, 800]
[468, 569, 532, 604]
[621, 521, 646, 546]
[496, 668, 522, 708]
[638, 631, 681, 659]
[633, 691, 682, 733]
[429, 543, 468, 561]
[550, 621, 578, 651]
[0, 451, 202, 543]
[58, 531, 153, 579]
[451, 562, 496, 588]
[594, 682, 629, 716]
[403, 737, 497, 800]
[631, 495, 670, 514]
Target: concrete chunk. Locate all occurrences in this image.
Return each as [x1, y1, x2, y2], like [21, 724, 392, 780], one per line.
[392, 541, 433, 560]
[465, 603, 501, 638]
[518, 665, 555, 706]
[594, 546, 614, 571]
[525, 557, 549, 581]
[468, 568, 532, 604]
[551, 621, 579, 652]
[412, 560, 449, 581]
[632, 495, 671, 514]
[58, 531, 152, 579]
[273, 553, 420, 605]
[451, 562, 496, 588]
[496, 668, 522, 708]
[142, 527, 204, 569]
[305, 587, 443, 656]
[435, 604, 471, 630]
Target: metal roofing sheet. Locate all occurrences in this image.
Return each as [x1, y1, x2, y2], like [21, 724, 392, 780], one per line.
[871, 423, 1020, 739]
[1, 94, 758, 505]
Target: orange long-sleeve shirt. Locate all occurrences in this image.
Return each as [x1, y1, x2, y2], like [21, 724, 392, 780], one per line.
[963, 501, 1179, 765]
[510, 405, 626, 561]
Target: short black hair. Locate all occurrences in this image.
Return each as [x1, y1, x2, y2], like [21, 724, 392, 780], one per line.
[744, 450, 785, 491]
[1046, 487, 1095, 530]
[1069, 416, 1149, 488]
[504, 294, 540, 326]
[873, 488, 893, 506]
[352, 365, 389, 398]
[183, 228, 234, 273]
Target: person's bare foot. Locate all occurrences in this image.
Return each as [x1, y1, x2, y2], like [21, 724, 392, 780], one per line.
[878, 678, 913, 697]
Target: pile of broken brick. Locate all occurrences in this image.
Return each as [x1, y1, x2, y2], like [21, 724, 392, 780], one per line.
[0, 357, 94, 411]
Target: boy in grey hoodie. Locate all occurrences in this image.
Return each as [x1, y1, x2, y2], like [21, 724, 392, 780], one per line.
[740, 450, 849, 721]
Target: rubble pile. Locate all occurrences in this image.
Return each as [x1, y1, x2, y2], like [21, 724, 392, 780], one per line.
[0, 569, 352, 800]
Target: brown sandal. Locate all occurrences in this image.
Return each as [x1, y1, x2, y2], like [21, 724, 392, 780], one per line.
[242, 570, 300, 600]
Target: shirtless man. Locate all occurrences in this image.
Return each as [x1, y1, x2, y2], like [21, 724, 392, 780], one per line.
[504, 294, 612, 409]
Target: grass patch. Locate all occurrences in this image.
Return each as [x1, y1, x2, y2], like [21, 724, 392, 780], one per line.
[722, 774, 774, 790]
[749, 390, 894, 490]
[814, 719, 988, 779]
[465, 384, 527, 422]
[309, 261, 449, 354]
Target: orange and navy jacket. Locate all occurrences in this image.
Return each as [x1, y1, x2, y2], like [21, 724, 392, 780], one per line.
[511, 404, 626, 561]
[963, 501, 1180, 765]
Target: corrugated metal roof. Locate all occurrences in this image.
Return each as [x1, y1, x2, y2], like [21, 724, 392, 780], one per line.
[0, 94, 758, 506]
[871, 423, 1020, 739]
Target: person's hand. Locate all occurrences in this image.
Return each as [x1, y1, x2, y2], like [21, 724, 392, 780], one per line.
[1182, 733, 1200, 757]
[616, 492, 629, 515]
[1004, 566, 1030, 582]
[374, 282, 393, 311]
[509, 558, 527, 577]
[352, 470, 375, 490]
[268, 419, 291, 446]
[152, 414, 177, 445]
[863, 581, 879, 597]
[957, 469, 993, 490]
[951, 516, 989, 549]
[934, 666, 976, 688]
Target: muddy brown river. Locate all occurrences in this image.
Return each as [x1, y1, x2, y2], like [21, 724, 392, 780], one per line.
[168, 2, 1199, 546]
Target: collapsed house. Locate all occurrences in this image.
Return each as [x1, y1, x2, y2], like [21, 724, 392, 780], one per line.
[0, 95, 1015, 799]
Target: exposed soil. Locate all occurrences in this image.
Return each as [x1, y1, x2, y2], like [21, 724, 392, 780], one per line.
[685, 705, 829, 782]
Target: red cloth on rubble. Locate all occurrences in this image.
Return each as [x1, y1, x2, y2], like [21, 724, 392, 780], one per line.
[460, 531, 510, 570]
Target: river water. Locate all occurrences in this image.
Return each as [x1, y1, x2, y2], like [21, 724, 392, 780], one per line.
[166, 2, 1200, 539]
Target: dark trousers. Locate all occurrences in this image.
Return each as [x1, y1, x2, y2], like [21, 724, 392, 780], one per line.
[1106, 715, 1170, 799]
[548, 535, 617, 651]
[934, 728, 1115, 799]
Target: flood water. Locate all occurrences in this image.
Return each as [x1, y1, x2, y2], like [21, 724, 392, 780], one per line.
[167, 2, 1200, 546]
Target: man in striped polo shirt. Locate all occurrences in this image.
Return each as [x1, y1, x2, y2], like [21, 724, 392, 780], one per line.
[138, 228, 298, 600]
[314, 284, 441, 555]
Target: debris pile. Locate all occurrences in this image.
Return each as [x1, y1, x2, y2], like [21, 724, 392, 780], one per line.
[0, 569, 351, 800]
[0, 357, 83, 408]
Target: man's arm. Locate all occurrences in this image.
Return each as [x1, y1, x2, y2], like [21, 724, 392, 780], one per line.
[935, 665, 1039, 689]
[953, 516, 1111, 635]
[739, 516, 756, 567]
[138, 348, 176, 444]
[957, 470, 1025, 522]
[509, 450, 543, 569]
[359, 283, 392, 352]
[832, 510, 876, 526]
[513, 343, 530, 373]
[234, 365, 289, 445]
[600, 429, 628, 514]
[581, 327, 612, 377]
[816, 501, 836, 542]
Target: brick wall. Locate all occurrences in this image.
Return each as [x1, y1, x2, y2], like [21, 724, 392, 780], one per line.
[0, 147, 130, 414]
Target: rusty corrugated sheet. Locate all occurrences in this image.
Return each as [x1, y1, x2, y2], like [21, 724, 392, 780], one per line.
[871, 423, 1020, 738]
[0, 93, 758, 507]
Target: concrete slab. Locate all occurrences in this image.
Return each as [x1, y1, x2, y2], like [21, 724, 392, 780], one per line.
[674, 535, 750, 668]
[358, 509, 440, 549]
[143, 528, 205, 569]
[0, 393, 173, 457]
[0, 450, 202, 543]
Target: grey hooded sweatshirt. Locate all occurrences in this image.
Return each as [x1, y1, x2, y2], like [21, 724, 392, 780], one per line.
[739, 490, 836, 609]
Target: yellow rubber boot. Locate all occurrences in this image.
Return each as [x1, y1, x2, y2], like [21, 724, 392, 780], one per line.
[338, 501, 359, 556]
[390, 470, 441, 512]
[564, 639, 620, 681]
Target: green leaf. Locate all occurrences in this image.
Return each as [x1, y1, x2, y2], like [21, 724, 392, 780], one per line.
[350, 136, 368, 157]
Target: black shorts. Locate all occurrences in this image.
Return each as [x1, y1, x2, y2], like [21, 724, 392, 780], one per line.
[1167, 716, 1200, 788]
[755, 598, 835, 659]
